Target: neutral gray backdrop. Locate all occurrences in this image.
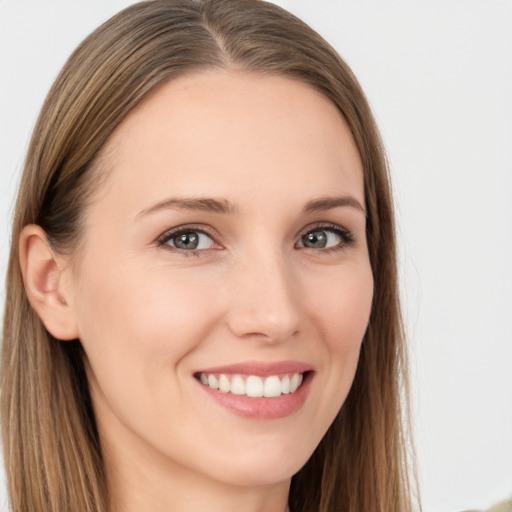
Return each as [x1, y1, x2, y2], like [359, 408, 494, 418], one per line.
[1, 1, 511, 511]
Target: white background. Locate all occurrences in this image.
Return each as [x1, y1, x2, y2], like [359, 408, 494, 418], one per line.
[0, 1, 511, 511]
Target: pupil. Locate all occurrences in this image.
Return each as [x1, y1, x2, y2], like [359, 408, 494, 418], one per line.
[175, 232, 199, 250]
[304, 231, 327, 248]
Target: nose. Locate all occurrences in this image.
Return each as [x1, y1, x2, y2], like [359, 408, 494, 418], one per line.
[225, 251, 301, 343]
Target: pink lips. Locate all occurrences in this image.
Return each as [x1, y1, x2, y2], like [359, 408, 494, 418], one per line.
[195, 360, 314, 420]
[196, 360, 312, 377]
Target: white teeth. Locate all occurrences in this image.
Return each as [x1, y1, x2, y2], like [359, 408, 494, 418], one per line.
[281, 375, 290, 394]
[246, 376, 264, 397]
[208, 374, 219, 390]
[289, 373, 302, 393]
[263, 376, 282, 397]
[199, 372, 305, 398]
[231, 375, 246, 395]
[218, 374, 230, 393]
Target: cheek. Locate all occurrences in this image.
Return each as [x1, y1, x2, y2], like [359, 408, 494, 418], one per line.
[72, 259, 229, 463]
[312, 262, 374, 353]
[305, 262, 373, 433]
[72, 259, 221, 404]
[77, 257, 215, 344]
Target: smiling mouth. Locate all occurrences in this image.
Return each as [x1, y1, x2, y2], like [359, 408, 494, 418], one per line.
[196, 372, 307, 398]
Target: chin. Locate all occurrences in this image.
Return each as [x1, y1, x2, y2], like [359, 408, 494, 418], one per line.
[201, 440, 314, 488]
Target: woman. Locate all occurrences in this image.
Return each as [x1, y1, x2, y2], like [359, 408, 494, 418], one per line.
[1, 1, 415, 511]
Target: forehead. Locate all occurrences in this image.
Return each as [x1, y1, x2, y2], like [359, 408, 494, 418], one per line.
[95, 70, 364, 215]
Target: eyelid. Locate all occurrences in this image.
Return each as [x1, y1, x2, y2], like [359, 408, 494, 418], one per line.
[156, 224, 221, 249]
[155, 221, 355, 254]
[295, 222, 356, 249]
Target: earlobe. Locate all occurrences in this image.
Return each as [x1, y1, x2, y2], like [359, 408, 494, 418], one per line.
[19, 225, 79, 341]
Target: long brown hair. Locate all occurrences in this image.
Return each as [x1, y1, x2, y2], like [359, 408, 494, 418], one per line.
[1, 1, 416, 511]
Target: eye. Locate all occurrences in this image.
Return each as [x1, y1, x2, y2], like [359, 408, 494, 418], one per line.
[158, 227, 218, 252]
[296, 224, 354, 251]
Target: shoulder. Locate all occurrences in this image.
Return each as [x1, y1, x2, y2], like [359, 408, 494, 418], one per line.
[463, 499, 512, 512]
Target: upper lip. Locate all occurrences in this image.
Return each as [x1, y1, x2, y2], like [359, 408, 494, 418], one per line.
[195, 360, 313, 377]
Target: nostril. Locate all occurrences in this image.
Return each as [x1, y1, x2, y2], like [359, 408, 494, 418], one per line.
[226, 307, 301, 342]
[224, 262, 301, 341]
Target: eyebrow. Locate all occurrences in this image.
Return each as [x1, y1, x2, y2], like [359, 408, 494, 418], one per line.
[136, 197, 237, 219]
[135, 194, 365, 219]
[302, 196, 366, 216]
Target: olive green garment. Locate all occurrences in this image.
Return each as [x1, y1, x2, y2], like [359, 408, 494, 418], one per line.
[464, 499, 512, 512]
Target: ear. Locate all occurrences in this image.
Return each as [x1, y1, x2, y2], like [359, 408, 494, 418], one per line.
[19, 225, 79, 341]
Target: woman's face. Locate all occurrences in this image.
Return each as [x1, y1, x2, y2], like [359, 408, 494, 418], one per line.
[67, 71, 373, 488]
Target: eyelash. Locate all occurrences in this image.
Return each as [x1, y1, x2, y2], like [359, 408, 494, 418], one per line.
[156, 224, 219, 257]
[298, 222, 356, 253]
[156, 222, 356, 257]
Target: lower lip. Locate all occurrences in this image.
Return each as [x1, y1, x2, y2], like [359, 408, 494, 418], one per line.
[197, 373, 313, 420]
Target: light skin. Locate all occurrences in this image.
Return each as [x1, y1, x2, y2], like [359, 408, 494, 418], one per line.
[21, 71, 373, 512]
